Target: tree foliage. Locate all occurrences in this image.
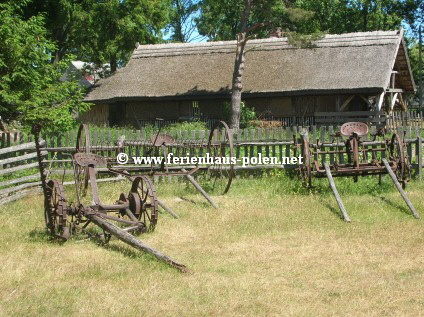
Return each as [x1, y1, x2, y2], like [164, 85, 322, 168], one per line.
[0, 2, 89, 132]
[168, 0, 202, 42]
[19, 0, 171, 71]
[75, 0, 171, 72]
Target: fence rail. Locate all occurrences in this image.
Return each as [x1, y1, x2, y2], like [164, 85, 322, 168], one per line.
[1, 123, 423, 204]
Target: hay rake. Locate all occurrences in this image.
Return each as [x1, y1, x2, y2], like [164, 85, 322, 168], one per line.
[294, 122, 419, 222]
[33, 121, 235, 271]
[33, 124, 188, 271]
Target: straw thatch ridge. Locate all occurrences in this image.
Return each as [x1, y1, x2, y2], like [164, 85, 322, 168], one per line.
[85, 29, 414, 103]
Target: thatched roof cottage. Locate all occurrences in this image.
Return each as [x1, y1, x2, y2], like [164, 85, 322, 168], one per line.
[83, 29, 415, 127]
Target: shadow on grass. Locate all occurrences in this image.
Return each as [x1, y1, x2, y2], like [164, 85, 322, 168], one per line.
[28, 229, 68, 245]
[323, 202, 345, 221]
[178, 196, 211, 208]
[373, 195, 414, 217]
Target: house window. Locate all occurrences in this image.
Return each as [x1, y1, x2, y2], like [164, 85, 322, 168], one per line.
[191, 101, 200, 117]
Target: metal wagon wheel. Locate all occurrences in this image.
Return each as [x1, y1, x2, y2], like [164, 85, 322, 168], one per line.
[45, 180, 70, 240]
[300, 135, 312, 188]
[128, 176, 159, 232]
[389, 134, 410, 189]
[75, 124, 91, 199]
[206, 121, 234, 195]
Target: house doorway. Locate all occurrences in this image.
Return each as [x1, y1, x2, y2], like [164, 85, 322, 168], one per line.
[109, 102, 126, 126]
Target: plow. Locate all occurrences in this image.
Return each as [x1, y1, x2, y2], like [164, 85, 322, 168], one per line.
[294, 122, 419, 222]
[32, 121, 235, 272]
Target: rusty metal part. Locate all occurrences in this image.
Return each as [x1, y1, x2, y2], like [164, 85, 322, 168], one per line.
[206, 120, 234, 194]
[340, 122, 368, 137]
[32, 124, 52, 232]
[35, 122, 188, 271]
[45, 180, 70, 240]
[150, 133, 175, 146]
[130, 176, 159, 231]
[300, 135, 312, 188]
[75, 124, 91, 199]
[389, 134, 410, 189]
[76, 124, 91, 153]
[298, 123, 412, 187]
[74, 153, 107, 167]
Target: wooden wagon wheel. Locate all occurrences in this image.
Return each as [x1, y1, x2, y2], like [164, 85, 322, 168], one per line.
[45, 180, 70, 240]
[206, 121, 234, 195]
[389, 134, 410, 189]
[128, 176, 159, 232]
[300, 135, 312, 188]
[75, 124, 91, 199]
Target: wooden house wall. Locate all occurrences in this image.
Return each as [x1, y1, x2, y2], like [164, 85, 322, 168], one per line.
[79, 104, 109, 125]
[80, 94, 371, 127]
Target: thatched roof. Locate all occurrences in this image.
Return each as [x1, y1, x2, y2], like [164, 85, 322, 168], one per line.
[85, 29, 415, 103]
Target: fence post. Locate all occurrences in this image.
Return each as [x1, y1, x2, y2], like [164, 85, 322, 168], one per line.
[418, 136, 423, 180]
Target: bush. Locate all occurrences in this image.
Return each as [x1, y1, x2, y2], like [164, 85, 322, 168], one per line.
[223, 101, 256, 128]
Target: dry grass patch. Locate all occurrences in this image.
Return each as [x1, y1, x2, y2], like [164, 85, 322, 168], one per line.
[1, 175, 424, 316]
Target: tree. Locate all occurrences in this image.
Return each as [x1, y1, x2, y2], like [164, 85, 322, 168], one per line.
[294, 0, 420, 34]
[198, 0, 317, 128]
[168, 0, 203, 42]
[0, 2, 89, 132]
[230, 0, 252, 129]
[75, 0, 171, 72]
[20, 0, 88, 63]
[18, 0, 172, 71]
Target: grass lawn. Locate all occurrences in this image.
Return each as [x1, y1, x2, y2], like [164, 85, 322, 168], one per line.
[1, 173, 424, 316]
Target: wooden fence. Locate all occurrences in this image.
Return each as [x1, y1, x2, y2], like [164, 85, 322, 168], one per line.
[1, 124, 423, 204]
[0, 141, 46, 204]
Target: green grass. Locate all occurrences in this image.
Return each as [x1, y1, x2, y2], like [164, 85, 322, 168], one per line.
[1, 175, 424, 316]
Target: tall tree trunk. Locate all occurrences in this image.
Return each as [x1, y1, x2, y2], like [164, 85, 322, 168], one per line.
[230, 0, 251, 129]
[110, 55, 117, 73]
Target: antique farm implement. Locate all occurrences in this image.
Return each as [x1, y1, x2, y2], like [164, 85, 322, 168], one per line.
[33, 124, 188, 272]
[119, 120, 235, 196]
[295, 122, 419, 222]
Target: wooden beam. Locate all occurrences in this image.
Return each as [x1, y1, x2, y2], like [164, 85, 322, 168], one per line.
[0, 181, 41, 197]
[0, 140, 44, 155]
[88, 214, 189, 272]
[386, 88, 404, 93]
[390, 92, 399, 110]
[417, 137, 422, 180]
[0, 174, 39, 187]
[382, 159, 419, 219]
[359, 95, 372, 108]
[323, 163, 351, 222]
[0, 162, 39, 176]
[339, 95, 355, 111]
[181, 168, 218, 209]
[376, 92, 385, 112]
[0, 151, 47, 165]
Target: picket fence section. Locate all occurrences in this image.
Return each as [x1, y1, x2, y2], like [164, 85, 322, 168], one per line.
[0, 124, 423, 204]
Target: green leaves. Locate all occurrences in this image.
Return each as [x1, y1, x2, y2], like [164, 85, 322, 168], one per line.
[0, 3, 89, 133]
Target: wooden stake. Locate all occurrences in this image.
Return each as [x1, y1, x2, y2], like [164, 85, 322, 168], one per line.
[181, 168, 218, 209]
[324, 163, 351, 222]
[382, 159, 419, 219]
[88, 214, 189, 272]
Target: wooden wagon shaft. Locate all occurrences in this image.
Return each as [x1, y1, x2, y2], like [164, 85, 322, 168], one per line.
[181, 168, 218, 209]
[324, 163, 351, 222]
[382, 158, 420, 219]
[87, 214, 188, 272]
